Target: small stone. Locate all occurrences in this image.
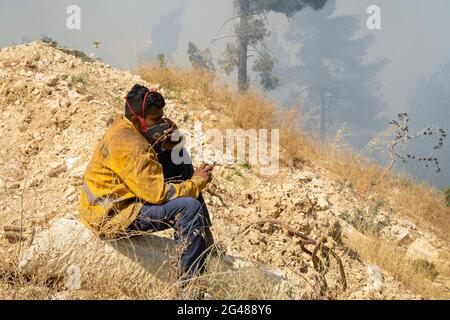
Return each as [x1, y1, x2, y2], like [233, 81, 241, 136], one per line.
[59, 98, 70, 108]
[81, 95, 94, 102]
[296, 221, 311, 234]
[316, 211, 331, 227]
[64, 186, 77, 197]
[56, 55, 66, 63]
[373, 214, 390, 228]
[271, 208, 282, 219]
[247, 230, 261, 245]
[312, 178, 323, 188]
[48, 164, 67, 178]
[317, 196, 330, 211]
[32, 53, 41, 61]
[69, 164, 87, 179]
[52, 292, 69, 300]
[366, 265, 382, 292]
[47, 76, 59, 87]
[27, 177, 43, 188]
[211, 196, 224, 207]
[236, 207, 258, 221]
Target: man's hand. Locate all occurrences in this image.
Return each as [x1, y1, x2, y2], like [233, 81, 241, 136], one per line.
[162, 118, 182, 150]
[193, 162, 213, 185]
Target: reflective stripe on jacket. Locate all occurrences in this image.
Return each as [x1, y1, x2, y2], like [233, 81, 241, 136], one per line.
[79, 114, 206, 237]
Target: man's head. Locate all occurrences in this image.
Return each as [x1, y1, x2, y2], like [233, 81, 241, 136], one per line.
[124, 84, 166, 133]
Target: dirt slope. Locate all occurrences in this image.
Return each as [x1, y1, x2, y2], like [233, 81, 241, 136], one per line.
[0, 41, 448, 299]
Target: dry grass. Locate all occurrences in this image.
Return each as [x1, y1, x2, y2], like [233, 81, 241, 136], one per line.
[325, 149, 450, 240]
[136, 63, 232, 108]
[0, 246, 290, 300]
[343, 228, 448, 300]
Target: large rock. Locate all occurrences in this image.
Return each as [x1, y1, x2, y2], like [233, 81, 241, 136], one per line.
[389, 225, 412, 246]
[19, 218, 287, 292]
[406, 238, 440, 264]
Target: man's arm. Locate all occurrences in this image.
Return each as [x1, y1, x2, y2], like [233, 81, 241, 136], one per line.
[110, 139, 208, 204]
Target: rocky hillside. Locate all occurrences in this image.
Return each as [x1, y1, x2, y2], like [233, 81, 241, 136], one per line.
[0, 41, 448, 299]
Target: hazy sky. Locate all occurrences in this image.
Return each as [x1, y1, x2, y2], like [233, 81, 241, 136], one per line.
[1, 0, 450, 118]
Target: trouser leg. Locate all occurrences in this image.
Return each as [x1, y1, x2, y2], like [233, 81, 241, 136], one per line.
[129, 197, 209, 279]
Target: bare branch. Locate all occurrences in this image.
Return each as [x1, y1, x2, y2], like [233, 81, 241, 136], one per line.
[215, 15, 244, 40]
[385, 113, 446, 173]
[242, 219, 347, 291]
[209, 34, 240, 47]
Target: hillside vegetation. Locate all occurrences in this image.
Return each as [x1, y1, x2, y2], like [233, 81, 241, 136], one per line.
[0, 41, 448, 299]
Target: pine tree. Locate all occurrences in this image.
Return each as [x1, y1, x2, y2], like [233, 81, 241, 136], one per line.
[283, 0, 386, 145]
[187, 42, 216, 72]
[216, 0, 327, 92]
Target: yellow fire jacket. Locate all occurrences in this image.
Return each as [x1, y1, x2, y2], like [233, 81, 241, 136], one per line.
[79, 114, 206, 237]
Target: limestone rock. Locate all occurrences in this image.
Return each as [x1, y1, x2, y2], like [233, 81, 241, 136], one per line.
[19, 219, 287, 291]
[390, 225, 412, 245]
[46, 75, 59, 87]
[406, 238, 439, 264]
[366, 265, 382, 292]
[317, 196, 330, 211]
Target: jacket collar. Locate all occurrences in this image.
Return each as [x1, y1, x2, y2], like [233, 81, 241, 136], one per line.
[118, 114, 141, 135]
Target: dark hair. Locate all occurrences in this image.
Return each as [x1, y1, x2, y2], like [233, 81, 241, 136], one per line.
[124, 84, 165, 121]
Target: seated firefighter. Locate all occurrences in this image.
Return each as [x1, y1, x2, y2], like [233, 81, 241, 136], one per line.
[79, 84, 214, 281]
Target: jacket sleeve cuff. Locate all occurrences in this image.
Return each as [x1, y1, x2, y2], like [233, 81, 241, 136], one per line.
[190, 175, 207, 192]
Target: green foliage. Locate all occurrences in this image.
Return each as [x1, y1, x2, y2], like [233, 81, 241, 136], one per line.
[250, 0, 327, 16]
[340, 204, 390, 236]
[71, 72, 89, 86]
[234, 168, 243, 177]
[252, 55, 279, 90]
[241, 163, 252, 170]
[157, 53, 167, 69]
[445, 187, 450, 207]
[187, 42, 215, 72]
[220, 0, 327, 91]
[218, 43, 239, 76]
[40, 34, 58, 47]
[235, 18, 269, 44]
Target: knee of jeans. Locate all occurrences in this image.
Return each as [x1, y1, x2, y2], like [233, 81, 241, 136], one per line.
[183, 198, 202, 214]
[178, 198, 202, 223]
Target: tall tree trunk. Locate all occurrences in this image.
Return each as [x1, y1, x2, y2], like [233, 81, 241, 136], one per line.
[320, 93, 327, 139]
[238, 0, 250, 93]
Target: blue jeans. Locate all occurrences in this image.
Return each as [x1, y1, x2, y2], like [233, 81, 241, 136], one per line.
[128, 149, 212, 279]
